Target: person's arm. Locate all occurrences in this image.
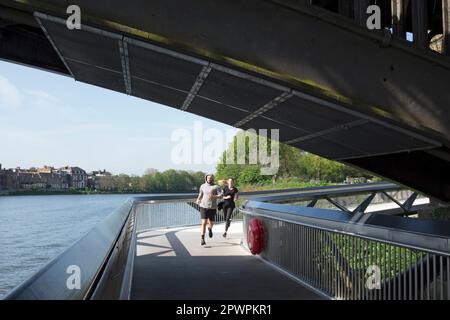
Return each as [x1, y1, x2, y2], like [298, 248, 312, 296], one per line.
[221, 187, 231, 199]
[223, 189, 231, 199]
[196, 187, 203, 205]
[210, 186, 223, 200]
[233, 191, 239, 202]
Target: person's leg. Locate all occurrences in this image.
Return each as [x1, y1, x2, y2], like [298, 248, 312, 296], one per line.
[225, 206, 233, 231]
[200, 208, 207, 245]
[207, 209, 215, 238]
[223, 206, 233, 237]
[200, 219, 207, 245]
[201, 219, 207, 236]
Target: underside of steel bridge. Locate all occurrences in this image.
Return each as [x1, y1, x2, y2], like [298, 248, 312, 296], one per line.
[1, 0, 450, 202]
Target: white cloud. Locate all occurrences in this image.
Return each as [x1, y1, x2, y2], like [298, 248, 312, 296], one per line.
[24, 90, 59, 104]
[23, 89, 67, 113]
[0, 75, 22, 109]
[0, 76, 65, 112]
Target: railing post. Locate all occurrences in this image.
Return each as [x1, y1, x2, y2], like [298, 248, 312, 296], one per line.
[443, 0, 450, 55]
[391, 0, 406, 39]
[411, 0, 429, 49]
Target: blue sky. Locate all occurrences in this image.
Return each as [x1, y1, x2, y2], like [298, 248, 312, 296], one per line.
[0, 61, 236, 175]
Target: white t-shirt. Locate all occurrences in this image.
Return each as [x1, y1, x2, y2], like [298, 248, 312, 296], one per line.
[198, 183, 222, 209]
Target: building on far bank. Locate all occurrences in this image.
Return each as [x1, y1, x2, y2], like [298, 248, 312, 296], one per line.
[37, 166, 56, 174]
[0, 164, 109, 191]
[14, 171, 69, 190]
[0, 164, 18, 191]
[59, 166, 88, 189]
[88, 170, 115, 190]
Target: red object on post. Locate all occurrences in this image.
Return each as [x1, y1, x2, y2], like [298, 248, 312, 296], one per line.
[247, 218, 265, 255]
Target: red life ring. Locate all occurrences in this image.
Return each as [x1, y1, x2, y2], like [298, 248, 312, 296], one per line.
[247, 218, 265, 255]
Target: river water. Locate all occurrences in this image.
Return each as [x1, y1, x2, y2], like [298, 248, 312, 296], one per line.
[0, 194, 144, 299]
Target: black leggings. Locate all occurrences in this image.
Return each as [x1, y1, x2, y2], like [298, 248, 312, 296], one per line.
[223, 204, 235, 231]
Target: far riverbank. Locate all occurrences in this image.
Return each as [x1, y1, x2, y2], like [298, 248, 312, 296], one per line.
[0, 178, 339, 197]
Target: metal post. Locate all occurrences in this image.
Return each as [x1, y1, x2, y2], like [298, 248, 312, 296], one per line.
[443, 0, 450, 55]
[409, 250, 412, 300]
[384, 244, 387, 300]
[411, 0, 429, 48]
[433, 255, 437, 300]
[427, 254, 430, 300]
[447, 257, 450, 300]
[440, 256, 444, 300]
[414, 251, 418, 300]
[392, 0, 406, 38]
[393, 247, 397, 300]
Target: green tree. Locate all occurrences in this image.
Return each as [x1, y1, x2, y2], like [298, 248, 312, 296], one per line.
[115, 174, 131, 191]
[216, 130, 374, 186]
[238, 165, 270, 185]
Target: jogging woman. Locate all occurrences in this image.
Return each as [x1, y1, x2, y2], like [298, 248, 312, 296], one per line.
[222, 178, 239, 238]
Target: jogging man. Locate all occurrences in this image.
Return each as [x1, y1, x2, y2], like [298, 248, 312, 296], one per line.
[196, 174, 222, 245]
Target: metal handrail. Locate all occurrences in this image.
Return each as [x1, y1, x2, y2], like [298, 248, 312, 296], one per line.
[4, 199, 135, 300]
[247, 182, 400, 202]
[241, 203, 450, 257]
[241, 193, 450, 300]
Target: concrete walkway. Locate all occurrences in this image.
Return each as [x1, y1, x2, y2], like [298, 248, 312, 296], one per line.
[131, 222, 322, 300]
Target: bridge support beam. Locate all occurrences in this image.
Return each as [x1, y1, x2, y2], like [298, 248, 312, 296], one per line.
[347, 150, 450, 204]
[411, 0, 429, 48]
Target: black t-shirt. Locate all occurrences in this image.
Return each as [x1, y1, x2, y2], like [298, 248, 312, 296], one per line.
[223, 186, 238, 207]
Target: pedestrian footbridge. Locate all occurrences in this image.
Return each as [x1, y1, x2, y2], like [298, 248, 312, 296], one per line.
[5, 183, 450, 300]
